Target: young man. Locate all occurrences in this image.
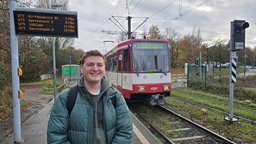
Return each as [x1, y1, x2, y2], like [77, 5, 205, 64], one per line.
[47, 50, 133, 144]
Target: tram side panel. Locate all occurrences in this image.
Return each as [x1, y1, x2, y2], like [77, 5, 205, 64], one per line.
[106, 72, 171, 101]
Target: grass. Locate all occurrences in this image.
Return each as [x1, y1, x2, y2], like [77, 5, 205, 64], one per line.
[211, 67, 245, 76]
[172, 88, 256, 120]
[0, 78, 63, 121]
[166, 88, 256, 143]
[0, 77, 70, 121]
[40, 79, 69, 95]
[0, 87, 29, 121]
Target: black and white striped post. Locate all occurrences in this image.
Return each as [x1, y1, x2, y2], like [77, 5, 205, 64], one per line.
[231, 58, 237, 83]
[225, 20, 249, 123]
[226, 51, 238, 122]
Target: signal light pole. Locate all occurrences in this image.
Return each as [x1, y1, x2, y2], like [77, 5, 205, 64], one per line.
[225, 20, 249, 123]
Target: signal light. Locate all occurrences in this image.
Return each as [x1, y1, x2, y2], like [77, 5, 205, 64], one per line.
[234, 20, 249, 33]
[18, 90, 23, 99]
[232, 20, 249, 50]
[18, 67, 23, 76]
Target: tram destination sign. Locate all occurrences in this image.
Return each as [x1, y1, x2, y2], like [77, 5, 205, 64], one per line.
[13, 9, 78, 37]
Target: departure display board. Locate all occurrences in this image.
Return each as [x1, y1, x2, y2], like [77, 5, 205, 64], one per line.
[13, 10, 78, 37]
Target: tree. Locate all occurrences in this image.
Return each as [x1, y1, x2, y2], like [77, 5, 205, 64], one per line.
[0, 0, 11, 72]
[0, 0, 45, 83]
[19, 37, 51, 82]
[56, 46, 83, 68]
[35, 0, 76, 73]
[211, 42, 229, 65]
[253, 47, 256, 67]
[148, 25, 162, 39]
[237, 47, 254, 66]
[164, 28, 180, 67]
[117, 32, 127, 43]
[178, 29, 202, 65]
[0, 0, 34, 84]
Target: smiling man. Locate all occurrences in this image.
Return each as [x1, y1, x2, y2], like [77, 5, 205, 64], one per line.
[47, 50, 133, 144]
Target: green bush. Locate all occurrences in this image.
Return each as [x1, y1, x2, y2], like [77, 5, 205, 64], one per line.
[0, 62, 10, 90]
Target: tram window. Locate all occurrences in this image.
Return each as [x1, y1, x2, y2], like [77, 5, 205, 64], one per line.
[118, 54, 122, 72]
[105, 58, 110, 71]
[133, 46, 169, 72]
[124, 48, 130, 72]
[111, 56, 117, 72]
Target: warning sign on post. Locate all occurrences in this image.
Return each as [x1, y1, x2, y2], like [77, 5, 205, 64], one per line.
[235, 42, 244, 50]
[13, 9, 78, 37]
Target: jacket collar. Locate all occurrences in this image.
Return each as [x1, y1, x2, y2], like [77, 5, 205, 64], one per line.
[77, 76, 111, 96]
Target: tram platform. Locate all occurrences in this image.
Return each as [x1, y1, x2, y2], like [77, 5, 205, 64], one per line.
[0, 100, 161, 144]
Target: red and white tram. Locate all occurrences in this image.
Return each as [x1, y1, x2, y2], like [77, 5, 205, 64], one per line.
[105, 39, 171, 105]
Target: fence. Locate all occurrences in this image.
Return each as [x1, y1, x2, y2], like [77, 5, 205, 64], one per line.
[187, 63, 234, 86]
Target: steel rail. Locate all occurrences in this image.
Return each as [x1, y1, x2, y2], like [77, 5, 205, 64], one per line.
[133, 111, 175, 144]
[158, 105, 236, 144]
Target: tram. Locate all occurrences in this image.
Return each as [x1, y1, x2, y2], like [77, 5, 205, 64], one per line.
[105, 38, 171, 105]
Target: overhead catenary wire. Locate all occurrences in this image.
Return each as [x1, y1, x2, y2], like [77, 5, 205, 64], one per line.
[159, 0, 212, 27]
[84, 0, 123, 39]
[85, 0, 212, 49]
[148, 0, 177, 18]
[129, 0, 142, 14]
[128, 0, 211, 36]
[77, 0, 123, 50]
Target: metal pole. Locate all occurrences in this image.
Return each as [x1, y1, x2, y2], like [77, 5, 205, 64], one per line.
[10, 0, 22, 143]
[69, 55, 71, 80]
[199, 50, 202, 77]
[225, 21, 237, 122]
[229, 51, 235, 120]
[52, 37, 57, 101]
[228, 22, 234, 122]
[127, 16, 131, 39]
[51, 0, 61, 102]
[244, 48, 246, 76]
[254, 51, 256, 68]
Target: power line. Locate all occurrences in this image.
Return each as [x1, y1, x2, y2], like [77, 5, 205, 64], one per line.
[111, 0, 122, 15]
[179, 0, 183, 16]
[109, 16, 128, 33]
[160, 0, 211, 27]
[101, 0, 211, 39]
[132, 17, 148, 33]
[149, 0, 177, 18]
[83, 0, 122, 39]
[129, 0, 142, 14]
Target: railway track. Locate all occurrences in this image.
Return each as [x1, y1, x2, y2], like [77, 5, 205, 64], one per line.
[172, 95, 256, 125]
[130, 103, 236, 144]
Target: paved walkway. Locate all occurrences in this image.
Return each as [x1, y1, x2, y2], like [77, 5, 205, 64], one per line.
[1, 100, 161, 144]
[0, 100, 53, 144]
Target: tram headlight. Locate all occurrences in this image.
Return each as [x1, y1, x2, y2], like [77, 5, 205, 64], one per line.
[163, 85, 170, 91]
[137, 86, 145, 92]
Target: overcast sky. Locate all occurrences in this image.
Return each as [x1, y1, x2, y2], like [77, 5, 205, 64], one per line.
[68, 0, 256, 52]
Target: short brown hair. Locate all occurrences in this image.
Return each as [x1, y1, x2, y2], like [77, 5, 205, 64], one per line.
[79, 50, 105, 65]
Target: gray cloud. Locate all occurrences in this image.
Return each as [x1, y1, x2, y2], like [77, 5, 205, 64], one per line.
[69, 0, 256, 51]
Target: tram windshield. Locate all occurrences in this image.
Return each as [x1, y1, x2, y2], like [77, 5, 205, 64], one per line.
[132, 41, 169, 73]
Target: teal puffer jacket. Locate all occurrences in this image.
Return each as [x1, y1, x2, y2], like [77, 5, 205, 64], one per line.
[47, 78, 133, 144]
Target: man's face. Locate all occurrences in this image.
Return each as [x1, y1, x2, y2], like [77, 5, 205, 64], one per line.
[80, 56, 105, 84]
